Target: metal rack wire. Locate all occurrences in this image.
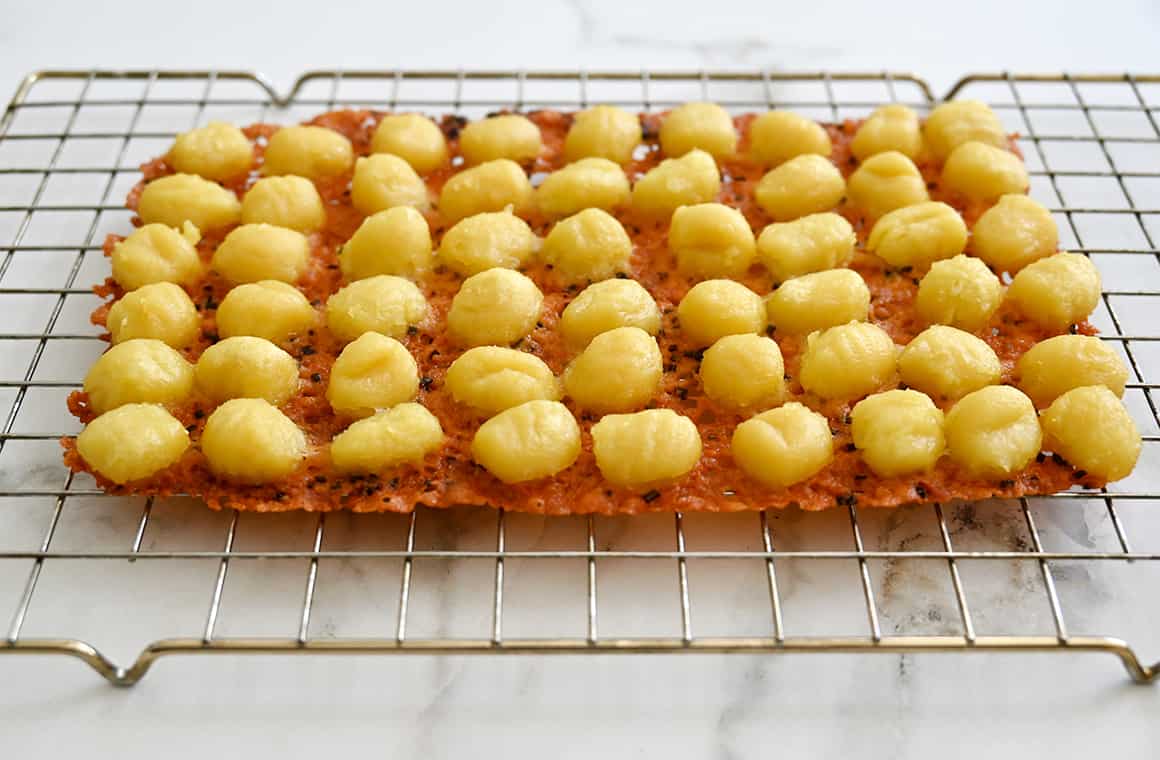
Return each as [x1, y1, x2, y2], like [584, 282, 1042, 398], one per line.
[0, 70, 1157, 687]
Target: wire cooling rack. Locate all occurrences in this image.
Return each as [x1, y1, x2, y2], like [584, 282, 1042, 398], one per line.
[0, 70, 1157, 687]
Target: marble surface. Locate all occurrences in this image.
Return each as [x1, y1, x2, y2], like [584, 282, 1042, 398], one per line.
[1, 0, 1159, 756]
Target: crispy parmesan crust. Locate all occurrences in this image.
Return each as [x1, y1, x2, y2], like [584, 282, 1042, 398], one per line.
[63, 109, 1101, 514]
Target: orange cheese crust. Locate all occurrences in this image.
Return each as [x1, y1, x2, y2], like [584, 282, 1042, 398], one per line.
[62, 109, 1096, 514]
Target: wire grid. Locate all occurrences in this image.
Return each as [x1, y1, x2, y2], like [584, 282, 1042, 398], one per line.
[0, 70, 1158, 687]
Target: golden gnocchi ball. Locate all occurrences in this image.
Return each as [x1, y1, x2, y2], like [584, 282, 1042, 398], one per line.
[350, 154, 430, 215]
[945, 385, 1041, 478]
[631, 149, 721, 219]
[106, 281, 200, 348]
[591, 409, 702, 488]
[216, 280, 318, 344]
[438, 210, 537, 276]
[1006, 252, 1100, 332]
[923, 100, 1008, 163]
[941, 141, 1029, 203]
[536, 158, 630, 218]
[847, 151, 928, 220]
[660, 102, 737, 159]
[471, 400, 581, 483]
[169, 121, 253, 182]
[754, 154, 845, 222]
[84, 339, 195, 414]
[330, 402, 445, 474]
[669, 203, 757, 279]
[563, 326, 662, 413]
[765, 269, 870, 335]
[138, 174, 241, 232]
[327, 332, 419, 417]
[195, 336, 300, 405]
[971, 194, 1058, 273]
[851, 105, 922, 162]
[339, 206, 432, 281]
[748, 110, 831, 167]
[212, 223, 310, 285]
[866, 201, 968, 268]
[241, 175, 326, 233]
[447, 268, 543, 347]
[677, 279, 766, 348]
[700, 334, 785, 411]
[851, 389, 945, 477]
[371, 113, 449, 174]
[459, 114, 543, 165]
[756, 212, 855, 283]
[111, 222, 202, 291]
[76, 404, 190, 484]
[261, 125, 354, 180]
[564, 105, 642, 164]
[1041, 386, 1141, 481]
[915, 254, 1003, 332]
[800, 322, 898, 400]
[201, 398, 307, 484]
[438, 158, 534, 223]
[325, 275, 429, 344]
[1015, 334, 1128, 408]
[447, 346, 560, 416]
[541, 208, 632, 284]
[559, 279, 661, 348]
[731, 402, 833, 487]
[898, 325, 1001, 401]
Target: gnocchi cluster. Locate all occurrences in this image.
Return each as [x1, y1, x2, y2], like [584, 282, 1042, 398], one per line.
[73, 98, 1141, 508]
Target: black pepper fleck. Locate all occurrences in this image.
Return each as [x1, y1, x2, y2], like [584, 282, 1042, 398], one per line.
[301, 346, 316, 356]
[1051, 452, 1068, 466]
[836, 494, 857, 507]
[915, 485, 927, 498]
[843, 443, 857, 452]
[407, 325, 419, 335]
[1073, 470, 1088, 480]
[193, 409, 205, 420]
[999, 479, 1015, 489]
[311, 373, 322, 383]
[419, 376, 434, 391]
[642, 489, 661, 503]
[1036, 452, 1046, 463]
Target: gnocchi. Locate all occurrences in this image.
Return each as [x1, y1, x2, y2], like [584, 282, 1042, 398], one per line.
[563, 326, 662, 414]
[350, 154, 430, 214]
[216, 280, 318, 344]
[371, 113, 449, 174]
[330, 403, 445, 474]
[756, 212, 855, 283]
[897, 325, 1001, 401]
[765, 269, 869, 335]
[447, 268, 543, 347]
[941, 141, 1028, 203]
[851, 389, 946, 477]
[106, 281, 200, 348]
[1015, 334, 1128, 408]
[660, 102, 737, 159]
[945, 385, 1042, 478]
[541, 208, 632, 284]
[261, 125, 354, 179]
[631, 149, 720, 219]
[591, 409, 702, 488]
[76, 404, 190, 484]
[535, 158, 630, 218]
[339, 206, 433, 281]
[325, 275, 429, 343]
[84, 339, 194, 414]
[731, 402, 833, 487]
[754, 154, 845, 222]
[471, 400, 581, 483]
[1006, 252, 1100, 331]
[866, 202, 968, 269]
[201, 398, 307, 484]
[111, 222, 203, 290]
[447, 347, 560, 416]
[851, 105, 922, 161]
[800, 322, 897, 400]
[212, 223, 310, 284]
[923, 100, 1007, 162]
[748, 110, 831, 167]
[459, 114, 543, 165]
[138, 174, 241, 232]
[241, 175, 326, 233]
[564, 105, 641, 164]
[169, 121, 252, 181]
[327, 332, 419, 417]
[915, 255, 1003, 332]
[438, 210, 537, 276]
[195, 336, 300, 405]
[669, 203, 757, 279]
[438, 159, 533, 222]
[558, 279, 661, 348]
[1041, 386, 1141, 481]
[846, 151, 928, 220]
[971, 194, 1058, 273]
[677, 279, 766, 348]
[700, 334, 785, 411]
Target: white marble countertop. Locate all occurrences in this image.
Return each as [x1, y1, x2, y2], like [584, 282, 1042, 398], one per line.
[1, 0, 1159, 756]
